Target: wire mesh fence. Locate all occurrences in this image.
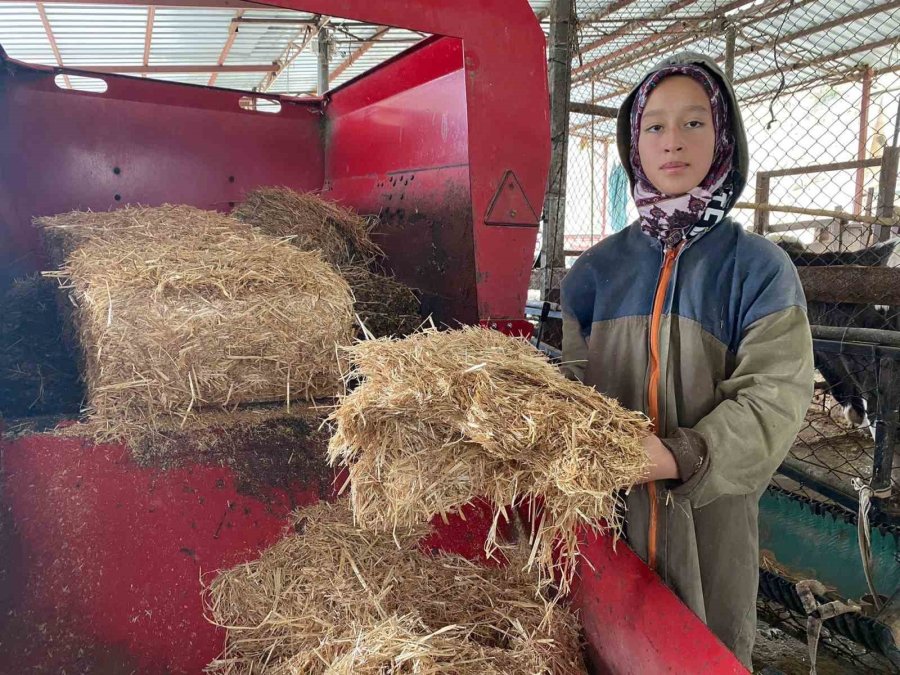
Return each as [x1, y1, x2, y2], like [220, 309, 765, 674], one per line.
[537, 1, 900, 519]
[533, 6, 900, 663]
[559, 0, 900, 262]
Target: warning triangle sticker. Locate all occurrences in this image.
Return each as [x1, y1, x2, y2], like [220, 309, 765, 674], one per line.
[484, 170, 539, 227]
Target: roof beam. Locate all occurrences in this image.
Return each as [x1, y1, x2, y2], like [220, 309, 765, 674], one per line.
[733, 35, 900, 87]
[573, 0, 764, 82]
[328, 25, 389, 83]
[257, 15, 327, 93]
[74, 63, 276, 74]
[141, 6, 155, 78]
[232, 17, 318, 26]
[209, 8, 244, 86]
[36, 2, 69, 87]
[575, 0, 811, 102]
[574, 0, 707, 65]
[735, 0, 900, 62]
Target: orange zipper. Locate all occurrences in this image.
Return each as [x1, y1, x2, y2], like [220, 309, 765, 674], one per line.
[646, 244, 681, 572]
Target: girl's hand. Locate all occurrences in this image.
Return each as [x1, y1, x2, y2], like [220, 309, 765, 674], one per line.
[638, 435, 679, 483]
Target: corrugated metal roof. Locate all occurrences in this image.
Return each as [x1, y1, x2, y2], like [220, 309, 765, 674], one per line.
[1, 0, 895, 105]
[570, 0, 900, 113]
[0, 2, 551, 96]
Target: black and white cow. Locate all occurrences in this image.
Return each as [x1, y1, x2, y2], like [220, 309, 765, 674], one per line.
[775, 236, 900, 431]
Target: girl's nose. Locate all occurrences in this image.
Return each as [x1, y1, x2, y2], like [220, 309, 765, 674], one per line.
[663, 129, 684, 153]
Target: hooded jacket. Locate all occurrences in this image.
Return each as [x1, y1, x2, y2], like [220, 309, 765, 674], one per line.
[560, 52, 814, 667]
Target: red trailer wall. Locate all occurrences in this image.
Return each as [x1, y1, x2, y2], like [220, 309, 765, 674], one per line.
[0, 56, 325, 287]
[324, 37, 477, 324]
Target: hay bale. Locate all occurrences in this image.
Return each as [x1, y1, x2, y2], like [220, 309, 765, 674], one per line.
[38, 205, 354, 441]
[233, 187, 379, 267]
[327, 327, 650, 592]
[233, 188, 422, 338]
[204, 499, 586, 674]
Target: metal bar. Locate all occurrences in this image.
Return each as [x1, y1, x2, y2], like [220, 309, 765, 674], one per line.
[777, 458, 862, 513]
[73, 64, 276, 74]
[257, 17, 323, 94]
[872, 357, 898, 493]
[329, 25, 390, 82]
[568, 101, 618, 117]
[209, 8, 242, 86]
[759, 157, 882, 179]
[542, 0, 574, 302]
[765, 218, 835, 233]
[855, 67, 873, 215]
[590, 79, 595, 248]
[601, 138, 609, 239]
[811, 328, 900, 351]
[736, 201, 896, 227]
[316, 24, 330, 95]
[142, 7, 156, 79]
[36, 2, 69, 89]
[232, 17, 318, 26]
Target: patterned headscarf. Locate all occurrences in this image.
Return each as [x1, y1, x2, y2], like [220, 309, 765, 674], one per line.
[629, 64, 735, 249]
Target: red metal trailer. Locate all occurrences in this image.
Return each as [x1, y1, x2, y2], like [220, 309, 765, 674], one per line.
[0, 2, 746, 672]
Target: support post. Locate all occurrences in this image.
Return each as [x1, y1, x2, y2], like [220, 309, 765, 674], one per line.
[542, 0, 574, 302]
[317, 25, 330, 95]
[854, 67, 873, 215]
[724, 22, 736, 82]
[872, 357, 898, 495]
[754, 174, 770, 235]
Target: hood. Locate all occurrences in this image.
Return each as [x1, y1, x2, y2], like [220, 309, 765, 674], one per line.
[615, 51, 749, 215]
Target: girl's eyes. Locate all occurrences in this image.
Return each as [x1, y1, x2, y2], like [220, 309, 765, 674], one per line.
[643, 120, 704, 133]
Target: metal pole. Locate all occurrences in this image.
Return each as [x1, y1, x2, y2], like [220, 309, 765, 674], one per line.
[317, 25, 330, 95]
[590, 80, 595, 248]
[724, 22, 736, 82]
[854, 67, 873, 215]
[542, 0, 574, 302]
[601, 138, 609, 238]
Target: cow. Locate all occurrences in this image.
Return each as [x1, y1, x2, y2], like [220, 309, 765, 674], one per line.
[774, 236, 900, 433]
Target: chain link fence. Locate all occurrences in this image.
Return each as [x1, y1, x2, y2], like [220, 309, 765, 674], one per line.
[538, 0, 900, 510]
[533, 2, 900, 666]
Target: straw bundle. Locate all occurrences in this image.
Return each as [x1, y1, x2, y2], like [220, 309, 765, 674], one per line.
[341, 266, 422, 338]
[38, 205, 354, 440]
[328, 327, 650, 592]
[233, 187, 422, 338]
[204, 500, 586, 674]
[233, 187, 379, 267]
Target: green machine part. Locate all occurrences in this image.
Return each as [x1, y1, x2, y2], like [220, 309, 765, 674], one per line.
[758, 489, 900, 601]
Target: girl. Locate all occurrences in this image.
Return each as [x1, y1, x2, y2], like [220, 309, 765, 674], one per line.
[561, 52, 814, 667]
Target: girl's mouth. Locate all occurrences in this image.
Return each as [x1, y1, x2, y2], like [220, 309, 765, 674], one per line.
[660, 162, 689, 174]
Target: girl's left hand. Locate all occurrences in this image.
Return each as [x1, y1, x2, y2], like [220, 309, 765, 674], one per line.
[638, 435, 679, 483]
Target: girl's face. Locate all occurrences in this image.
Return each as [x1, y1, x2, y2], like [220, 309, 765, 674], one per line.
[637, 76, 716, 196]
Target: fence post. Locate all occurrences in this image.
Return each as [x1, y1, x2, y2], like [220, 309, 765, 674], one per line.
[872, 356, 898, 495]
[542, 0, 574, 302]
[875, 145, 899, 242]
[754, 174, 770, 235]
